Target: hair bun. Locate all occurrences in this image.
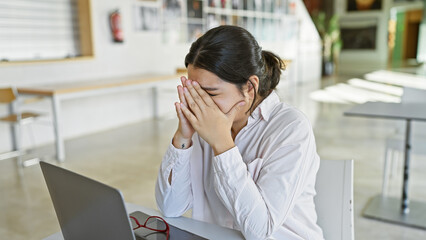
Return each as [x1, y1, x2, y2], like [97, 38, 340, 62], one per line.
[261, 50, 285, 95]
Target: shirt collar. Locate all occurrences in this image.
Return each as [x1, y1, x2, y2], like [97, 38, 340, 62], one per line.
[248, 91, 280, 124]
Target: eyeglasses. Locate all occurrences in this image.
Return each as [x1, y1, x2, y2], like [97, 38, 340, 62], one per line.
[130, 215, 170, 240]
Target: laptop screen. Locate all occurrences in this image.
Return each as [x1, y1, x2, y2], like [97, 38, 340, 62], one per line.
[40, 161, 136, 240]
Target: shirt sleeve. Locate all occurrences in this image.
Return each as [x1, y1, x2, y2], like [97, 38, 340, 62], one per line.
[155, 140, 193, 217]
[212, 120, 317, 240]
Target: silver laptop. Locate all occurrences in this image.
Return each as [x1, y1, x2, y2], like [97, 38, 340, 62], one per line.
[40, 161, 142, 240]
[40, 161, 207, 240]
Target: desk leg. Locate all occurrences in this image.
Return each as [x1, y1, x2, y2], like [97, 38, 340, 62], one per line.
[152, 86, 159, 119]
[362, 119, 426, 229]
[51, 95, 65, 162]
[401, 119, 411, 214]
[9, 103, 18, 151]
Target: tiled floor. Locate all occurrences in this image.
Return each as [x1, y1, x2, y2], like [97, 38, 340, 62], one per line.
[1, 75, 426, 240]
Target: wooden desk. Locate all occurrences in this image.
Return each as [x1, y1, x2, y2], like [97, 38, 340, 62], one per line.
[43, 203, 244, 240]
[17, 73, 182, 162]
[344, 101, 426, 229]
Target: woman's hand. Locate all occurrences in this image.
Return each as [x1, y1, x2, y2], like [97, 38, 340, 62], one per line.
[172, 76, 195, 149]
[180, 79, 246, 156]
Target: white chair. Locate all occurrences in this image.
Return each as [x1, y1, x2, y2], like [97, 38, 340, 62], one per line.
[382, 87, 426, 195]
[0, 87, 42, 167]
[315, 159, 354, 240]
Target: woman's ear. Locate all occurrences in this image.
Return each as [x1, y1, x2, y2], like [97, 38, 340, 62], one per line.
[246, 75, 260, 96]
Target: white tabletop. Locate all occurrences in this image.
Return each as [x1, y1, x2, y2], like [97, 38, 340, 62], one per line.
[344, 102, 426, 121]
[43, 203, 244, 240]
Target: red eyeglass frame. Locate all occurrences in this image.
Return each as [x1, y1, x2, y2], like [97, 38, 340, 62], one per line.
[130, 215, 170, 240]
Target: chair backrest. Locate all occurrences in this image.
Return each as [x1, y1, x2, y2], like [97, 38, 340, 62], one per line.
[401, 87, 426, 103]
[0, 87, 16, 104]
[314, 159, 354, 240]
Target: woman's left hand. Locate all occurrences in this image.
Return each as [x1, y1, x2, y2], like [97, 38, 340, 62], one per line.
[180, 79, 246, 156]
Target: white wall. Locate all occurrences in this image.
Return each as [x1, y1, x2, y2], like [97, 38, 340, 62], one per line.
[0, 0, 186, 153]
[296, 0, 322, 83]
[0, 0, 319, 153]
[0, 0, 189, 85]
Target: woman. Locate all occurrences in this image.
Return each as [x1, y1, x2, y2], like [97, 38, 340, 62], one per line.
[155, 25, 324, 240]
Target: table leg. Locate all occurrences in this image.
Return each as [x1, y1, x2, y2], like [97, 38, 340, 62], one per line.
[401, 119, 411, 214]
[9, 103, 18, 151]
[51, 95, 65, 162]
[152, 86, 159, 119]
[362, 119, 426, 229]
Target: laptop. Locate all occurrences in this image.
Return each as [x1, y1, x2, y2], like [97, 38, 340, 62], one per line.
[40, 161, 206, 240]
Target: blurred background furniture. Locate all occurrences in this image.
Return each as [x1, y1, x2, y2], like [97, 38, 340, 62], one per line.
[382, 87, 426, 195]
[0, 87, 42, 167]
[17, 73, 181, 162]
[344, 100, 426, 229]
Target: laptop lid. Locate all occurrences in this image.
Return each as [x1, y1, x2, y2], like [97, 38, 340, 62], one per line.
[40, 161, 136, 240]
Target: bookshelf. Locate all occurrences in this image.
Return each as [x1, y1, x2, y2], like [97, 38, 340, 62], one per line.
[163, 0, 298, 44]
[159, 0, 317, 84]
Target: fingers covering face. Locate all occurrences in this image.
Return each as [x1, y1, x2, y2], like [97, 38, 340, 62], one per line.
[183, 85, 202, 116]
[180, 102, 198, 126]
[190, 81, 216, 107]
[179, 78, 218, 119]
[185, 80, 206, 109]
[178, 76, 188, 107]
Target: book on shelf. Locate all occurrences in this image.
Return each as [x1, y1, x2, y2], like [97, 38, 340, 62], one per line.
[187, 0, 203, 18]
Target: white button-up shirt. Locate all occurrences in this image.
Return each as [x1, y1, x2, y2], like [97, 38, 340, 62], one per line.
[155, 91, 324, 240]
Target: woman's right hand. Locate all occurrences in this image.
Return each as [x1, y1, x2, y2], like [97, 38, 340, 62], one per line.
[172, 76, 194, 149]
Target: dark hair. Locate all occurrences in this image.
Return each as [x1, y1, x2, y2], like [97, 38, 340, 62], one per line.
[184, 25, 286, 113]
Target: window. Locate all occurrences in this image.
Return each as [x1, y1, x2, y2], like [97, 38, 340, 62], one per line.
[0, 0, 92, 62]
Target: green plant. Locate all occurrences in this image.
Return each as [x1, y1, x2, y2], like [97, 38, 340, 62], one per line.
[312, 12, 343, 63]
